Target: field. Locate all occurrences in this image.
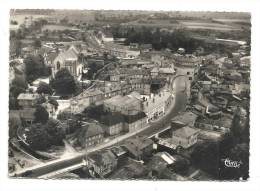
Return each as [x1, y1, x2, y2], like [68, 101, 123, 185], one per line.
[41, 24, 72, 31]
[10, 14, 47, 30]
[121, 18, 246, 31]
[179, 20, 240, 31]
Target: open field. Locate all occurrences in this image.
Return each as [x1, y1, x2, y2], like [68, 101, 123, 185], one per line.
[122, 18, 245, 31]
[179, 21, 240, 31]
[10, 14, 47, 30]
[41, 25, 72, 31]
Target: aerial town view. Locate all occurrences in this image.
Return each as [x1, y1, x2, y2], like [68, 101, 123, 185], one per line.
[8, 9, 250, 180]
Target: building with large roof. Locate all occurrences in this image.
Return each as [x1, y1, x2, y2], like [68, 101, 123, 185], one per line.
[51, 45, 83, 78]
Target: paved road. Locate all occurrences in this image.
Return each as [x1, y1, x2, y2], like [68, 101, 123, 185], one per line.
[119, 75, 187, 141]
[13, 75, 188, 178]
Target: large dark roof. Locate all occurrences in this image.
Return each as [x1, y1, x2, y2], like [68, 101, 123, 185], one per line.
[88, 150, 116, 166]
[77, 123, 104, 139]
[100, 113, 124, 126]
[123, 112, 146, 124]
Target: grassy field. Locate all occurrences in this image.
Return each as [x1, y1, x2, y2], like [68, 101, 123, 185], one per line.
[41, 24, 72, 31]
[10, 14, 47, 30]
[179, 20, 240, 31]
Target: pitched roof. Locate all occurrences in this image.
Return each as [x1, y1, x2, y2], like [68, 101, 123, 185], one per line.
[78, 123, 104, 139]
[46, 52, 59, 62]
[124, 137, 153, 157]
[123, 112, 146, 124]
[151, 67, 159, 73]
[173, 126, 200, 138]
[17, 93, 40, 100]
[88, 150, 116, 166]
[104, 94, 141, 110]
[100, 113, 124, 126]
[171, 112, 198, 126]
[55, 45, 79, 62]
[159, 68, 175, 74]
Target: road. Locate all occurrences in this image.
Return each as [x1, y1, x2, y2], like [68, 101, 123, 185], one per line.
[120, 75, 187, 140]
[12, 74, 188, 178]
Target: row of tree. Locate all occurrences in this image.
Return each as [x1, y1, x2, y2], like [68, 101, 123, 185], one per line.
[191, 106, 250, 180]
[25, 118, 65, 151]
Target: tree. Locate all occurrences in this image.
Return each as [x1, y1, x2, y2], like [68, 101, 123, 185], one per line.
[24, 54, 48, 83]
[191, 141, 220, 178]
[219, 143, 249, 180]
[26, 123, 51, 151]
[9, 112, 22, 138]
[9, 76, 28, 109]
[36, 82, 53, 95]
[48, 97, 59, 110]
[34, 105, 49, 124]
[45, 118, 65, 146]
[33, 39, 42, 49]
[50, 68, 77, 95]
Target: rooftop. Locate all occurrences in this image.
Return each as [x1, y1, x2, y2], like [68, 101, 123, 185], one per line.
[17, 93, 40, 100]
[76, 123, 104, 140]
[123, 137, 153, 157]
[54, 45, 79, 62]
[171, 111, 198, 126]
[144, 91, 172, 111]
[173, 126, 200, 138]
[104, 94, 141, 112]
[100, 113, 124, 126]
[88, 150, 117, 166]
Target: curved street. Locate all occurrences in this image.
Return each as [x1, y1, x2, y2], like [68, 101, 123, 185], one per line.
[12, 74, 189, 178]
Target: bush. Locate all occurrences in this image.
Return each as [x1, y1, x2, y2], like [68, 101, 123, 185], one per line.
[26, 123, 51, 151]
[36, 82, 53, 95]
[34, 105, 49, 124]
[50, 68, 77, 95]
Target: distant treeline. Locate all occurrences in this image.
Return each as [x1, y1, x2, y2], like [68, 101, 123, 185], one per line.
[111, 26, 239, 54]
[11, 9, 55, 15]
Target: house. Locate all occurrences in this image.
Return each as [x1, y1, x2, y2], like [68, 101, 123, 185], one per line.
[19, 108, 36, 124]
[143, 91, 173, 122]
[171, 111, 198, 128]
[110, 146, 127, 164]
[140, 44, 152, 52]
[109, 69, 121, 82]
[158, 67, 175, 79]
[171, 126, 200, 149]
[42, 100, 57, 117]
[129, 43, 139, 50]
[73, 123, 104, 148]
[151, 67, 159, 77]
[151, 54, 165, 66]
[195, 115, 232, 132]
[123, 112, 147, 133]
[123, 137, 153, 160]
[104, 94, 142, 115]
[72, 89, 104, 113]
[109, 157, 147, 179]
[100, 113, 124, 136]
[146, 152, 188, 180]
[86, 150, 117, 177]
[206, 105, 222, 118]
[210, 96, 228, 109]
[17, 93, 40, 108]
[45, 52, 59, 67]
[51, 45, 83, 78]
[99, 31, 114, 42]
